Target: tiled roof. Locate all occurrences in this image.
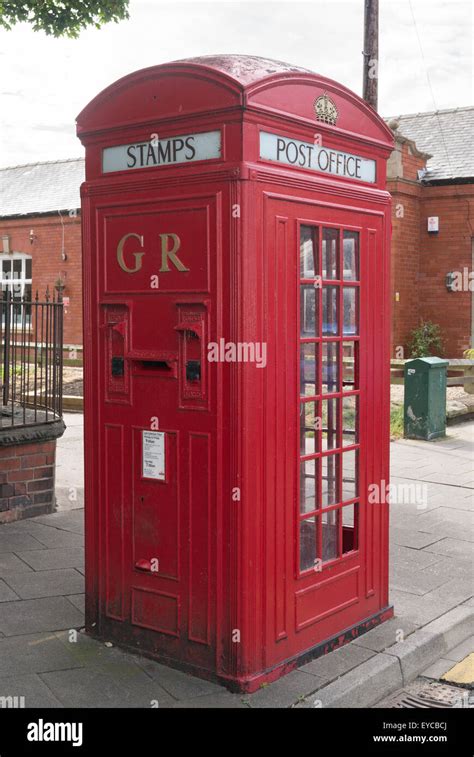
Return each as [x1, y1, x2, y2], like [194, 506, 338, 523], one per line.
[386, 107, 474, 181]
[0, 158, 84, 218]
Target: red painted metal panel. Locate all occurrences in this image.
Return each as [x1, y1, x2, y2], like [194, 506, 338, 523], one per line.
[78, 55, 393, 691]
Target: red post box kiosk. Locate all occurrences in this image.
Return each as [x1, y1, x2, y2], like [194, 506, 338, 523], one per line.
[77, 55, 394, 692]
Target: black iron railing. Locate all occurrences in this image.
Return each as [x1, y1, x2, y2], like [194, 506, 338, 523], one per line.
[1, 289, 64, 428]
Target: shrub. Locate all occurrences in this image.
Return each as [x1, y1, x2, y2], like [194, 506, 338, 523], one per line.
[408, 321, 443, 358]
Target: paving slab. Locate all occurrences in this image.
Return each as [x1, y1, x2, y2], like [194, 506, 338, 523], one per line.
[0, 552, 34, 575]
[0, 633, 86, 676]
[299, 642, 375, 682]
[421, 658, 458, 679]
[7, 521, 83, 549]
[297, 653, 403, 708]
[0, 579, 20, 602]
[0, 596, 83, 636]
[353, 617, 419, 651]
[389, 565, 453, 596]
[16, 547, 84, 571]
[422, 537, 474, 560]
[66, 594, 85, 613]
[136, 657, 228, 700]
[34, 509, 84, 535]
[246, 670, 323, 708]
[0, 532, 46, 553]
[444, 635, 474, 662]
[2, 568, 84, 600]
[0, 674, 63, 708]
[40, 665, 175, 708]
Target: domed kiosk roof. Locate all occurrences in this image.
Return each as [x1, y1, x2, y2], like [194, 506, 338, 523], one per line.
[77, 54, 393, 153]
[164, 54, 315, 86]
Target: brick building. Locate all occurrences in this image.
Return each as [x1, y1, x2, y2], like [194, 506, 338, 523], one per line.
[0, 159, 83, 353]
[387, 107, 474, 357]
[1, 107, 472, 359]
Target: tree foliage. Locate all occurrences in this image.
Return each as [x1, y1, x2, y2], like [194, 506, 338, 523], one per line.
[0, 1, 129, 38]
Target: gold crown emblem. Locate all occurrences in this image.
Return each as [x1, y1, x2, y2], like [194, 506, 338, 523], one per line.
[314, 93, 338, 125]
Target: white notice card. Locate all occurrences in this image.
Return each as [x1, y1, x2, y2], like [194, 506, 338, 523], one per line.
[142, 431, 165, 480]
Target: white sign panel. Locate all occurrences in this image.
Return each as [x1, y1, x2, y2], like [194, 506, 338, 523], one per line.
[142, 431, 165, 481]
[103, 130, 221, 173]
[259, 131, 376, 184]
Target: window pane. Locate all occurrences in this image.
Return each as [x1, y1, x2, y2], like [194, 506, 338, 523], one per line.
[322, 227, 339, 279]
[300, 226, 318, 279]
[2, 260, 11, 277]
[300, 342, 317, 396]
[300, 401, 318, 456]
[322, 398, 339, 451]
[342, 395, 358, 446]
[343, 230, 359, 280]
[342, 504, 358, 553]
[25, 258, 32, 279]
[300, 517, 317, 571]
[322, 453, 339, 506]
[342, 449, 358, 501]
[322, 510, 339, 562]
[322, 286, 338, 335]
[322, 341, 339, 394]
[343, 287, 358, 335]
[342, 341, 357, 390]
[300, 285, 317, 337]
[300, 458, 317, 513]
[13, 259, 21, 276]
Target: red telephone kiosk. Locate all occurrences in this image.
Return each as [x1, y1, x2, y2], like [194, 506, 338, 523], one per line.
[77, 55, 394, 692]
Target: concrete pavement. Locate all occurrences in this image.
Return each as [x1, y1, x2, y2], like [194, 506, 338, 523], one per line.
[0, 415, 471, 707]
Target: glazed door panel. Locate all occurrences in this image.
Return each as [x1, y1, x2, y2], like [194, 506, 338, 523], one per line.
[263, 196, 388, 667]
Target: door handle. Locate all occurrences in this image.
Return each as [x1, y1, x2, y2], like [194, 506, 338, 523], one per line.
[135, 558, 152, 572]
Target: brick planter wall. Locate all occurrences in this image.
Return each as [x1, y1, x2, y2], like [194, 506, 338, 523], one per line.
[0, 420, 65, 523]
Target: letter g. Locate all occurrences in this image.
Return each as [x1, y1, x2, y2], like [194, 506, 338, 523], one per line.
[117, 233, 145, 273]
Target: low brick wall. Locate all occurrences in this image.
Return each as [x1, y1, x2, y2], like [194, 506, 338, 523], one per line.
[0, 419, 65, 523]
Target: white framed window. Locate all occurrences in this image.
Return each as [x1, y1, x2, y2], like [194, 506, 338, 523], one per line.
[1, 252, 33, 325]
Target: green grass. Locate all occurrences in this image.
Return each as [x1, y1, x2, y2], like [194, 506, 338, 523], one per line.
[390, 405, 404, 439]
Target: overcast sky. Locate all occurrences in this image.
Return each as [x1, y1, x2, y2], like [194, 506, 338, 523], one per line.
[0, 0, 472, 167]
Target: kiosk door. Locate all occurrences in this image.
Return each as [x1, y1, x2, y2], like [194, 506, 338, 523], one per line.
[263, 196, 388, 668]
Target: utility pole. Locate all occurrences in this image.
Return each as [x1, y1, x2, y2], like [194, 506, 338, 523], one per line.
[362, 0, 379, 111]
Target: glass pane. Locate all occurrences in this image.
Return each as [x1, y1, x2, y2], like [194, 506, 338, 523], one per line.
[300, 458, 317, 514]
[13, 259, 21, 276]
[342, 504, 358, 553]
[25, 258, 32, 279]
[342, 341, 357, 390]
[342, 395, 358, 446]
[342, 449, 358, 501]
[300, 285, 317, 337]
[322, 227, 339, 279]
[300, 226, 318, 279]
[300, 517, 317, 571]
[322, 454, 339, 506]
[343, 287, 358, 335]
[300, 401, 319, 456]
[322, 286, 338, 335]
[343, 231, 359, 280]
[322, 341, 339, 394]
[2, 260, 11, 277]
[322, 398, 339, 451]
[300, 342, 317, 397]
[322, 510, 339, 562]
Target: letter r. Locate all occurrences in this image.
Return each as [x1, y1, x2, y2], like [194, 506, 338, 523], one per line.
[159, 233, 189, 272]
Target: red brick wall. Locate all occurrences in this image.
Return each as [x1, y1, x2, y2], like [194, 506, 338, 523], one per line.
[388, 141, 474, 357]
[0, 214, 82, 346]
[0, 439, 57, 522]
[419, 186, 474, 356]
[389, 179, 422, 355]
